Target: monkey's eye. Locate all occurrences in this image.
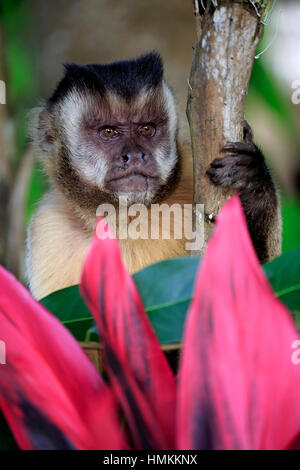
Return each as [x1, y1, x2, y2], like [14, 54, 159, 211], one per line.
[138, 123, 156, 137]
[100, 127, 119, 139]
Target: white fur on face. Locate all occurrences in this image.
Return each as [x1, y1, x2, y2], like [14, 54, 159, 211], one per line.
[134, 82, 178, 184]
[153, 82, 178, 182]
[59, 91, 108, 188]
[162, 81, 177, 142]
[57, 83, 178, 199]
[153, 145, 177, 182]
[135, 82, 177, 140]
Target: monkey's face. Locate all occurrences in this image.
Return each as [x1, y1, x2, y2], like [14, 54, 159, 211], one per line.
[78, 86, 178, 204]
[36, 54, 180, 210]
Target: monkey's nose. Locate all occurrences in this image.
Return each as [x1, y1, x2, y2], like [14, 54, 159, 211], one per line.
[122, 151, 145, 164]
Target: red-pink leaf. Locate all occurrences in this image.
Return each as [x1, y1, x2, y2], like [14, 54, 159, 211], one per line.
[177, 195, 300, 450]
[80, 220, 176, 450]
[0, 266, 127, 450]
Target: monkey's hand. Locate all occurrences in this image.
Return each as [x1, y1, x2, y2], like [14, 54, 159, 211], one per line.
[206, 121, 281, 263]
[206, 121, 268, 193]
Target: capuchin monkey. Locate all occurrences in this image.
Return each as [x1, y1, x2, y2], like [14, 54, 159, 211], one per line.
[26, 52, 281, 299]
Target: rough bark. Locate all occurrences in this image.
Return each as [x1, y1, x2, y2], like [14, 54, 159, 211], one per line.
[187, 0, 266, 255]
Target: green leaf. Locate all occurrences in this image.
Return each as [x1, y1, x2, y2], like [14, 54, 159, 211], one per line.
[281, 196, 300, 253]
[264, 249, 300, 312]
[40, 256, 200, 345]
[41, 249, 300, 347]
[40, 286, 93, 342]
[133, 256, 200, 344]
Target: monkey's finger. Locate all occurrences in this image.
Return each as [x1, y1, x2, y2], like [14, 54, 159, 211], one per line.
[207, 173, 239, 187]
[222, 142, 257, 155]
[206, 165, 239, 180]
[207, 169, 246, 189]
[243, 120, 254, 143]
[210, 154, 253, 168]
[210, 157, 226, 168]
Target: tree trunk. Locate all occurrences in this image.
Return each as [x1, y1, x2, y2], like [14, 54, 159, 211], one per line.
[187, 0, 269, 255]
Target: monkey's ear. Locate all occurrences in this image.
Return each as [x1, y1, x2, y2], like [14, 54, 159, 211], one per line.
[30, 105, 55, 154]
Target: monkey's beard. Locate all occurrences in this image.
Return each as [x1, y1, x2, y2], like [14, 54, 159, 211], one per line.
[107, 155, 181, 206]
[56, 145, 181, 220]
[105, 172, 159, 205]
[114, 189, 158, 206]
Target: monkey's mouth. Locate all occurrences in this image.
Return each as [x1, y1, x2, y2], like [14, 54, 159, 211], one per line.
[106, 172, 158, 193]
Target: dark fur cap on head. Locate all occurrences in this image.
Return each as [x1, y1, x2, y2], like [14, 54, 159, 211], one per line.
[48, 52, 164, 103]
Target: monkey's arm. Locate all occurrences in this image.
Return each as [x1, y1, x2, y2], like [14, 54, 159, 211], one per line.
[206, 123, 282, 263]
[25, 192, 92, 299]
